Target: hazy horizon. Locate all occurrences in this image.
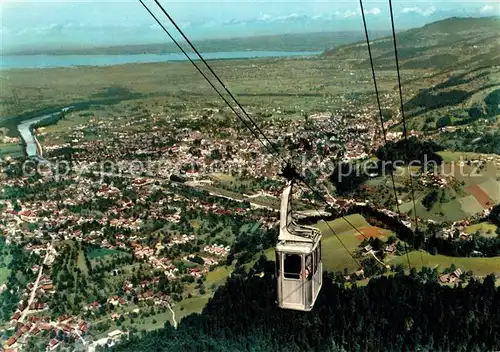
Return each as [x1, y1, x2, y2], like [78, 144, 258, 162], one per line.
[1, 0, 499, 54]
[2, 29, 395, 55]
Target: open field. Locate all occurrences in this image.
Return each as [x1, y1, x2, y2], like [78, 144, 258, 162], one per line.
[449, 163, 500, 186]
[357, 226, 391, 241]
[210, 172, 237, 183]
[87, 247, 126, 259]
[206, 266, 233, 287]
[91, 308, 175, 339]
[0, 142, 23, 158]
[34, 110, 99, 142]
[465, 222, 498, 238]
[314, 214, 370, 238]
[0, 268, 10, 285]
[258, 214, 390, 273]
[457, 195, 485, 215]
[466, 184, 494, 209]
[159, 267, 233, 322]
[315, 214, 370, 272]
[479, 179, 500, 203]
[0, 253, 12, 285]
[389, 251, 500, 276]
[401, 198, 467, 222]
[174, 294, 212, 321]
[320, 231, 362, 273]
[137, 311, 175, 331]
[437, 151, 500, 163]
[395, 158, 500, 222]
[0, 56, 396, 124]
[87, 247, 131, 269]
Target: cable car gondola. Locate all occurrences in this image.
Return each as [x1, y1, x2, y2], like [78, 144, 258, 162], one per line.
[276, 180, 322, 311]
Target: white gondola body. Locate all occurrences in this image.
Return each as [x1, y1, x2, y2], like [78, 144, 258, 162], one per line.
[276, 181, 322, 311]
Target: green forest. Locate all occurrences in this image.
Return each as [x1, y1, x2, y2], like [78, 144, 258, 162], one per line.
[113, 258, 500, 352]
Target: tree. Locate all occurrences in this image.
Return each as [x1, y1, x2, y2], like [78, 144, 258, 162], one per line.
[422, 190, 439, 211]
[111, 258, 500, 352]
[436, 115, 452, 128]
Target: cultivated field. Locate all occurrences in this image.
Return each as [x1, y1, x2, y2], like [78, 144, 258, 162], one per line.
[389, 251, 500, 276]
[0, 56, 396, 124]
[396, 158, 500, 222]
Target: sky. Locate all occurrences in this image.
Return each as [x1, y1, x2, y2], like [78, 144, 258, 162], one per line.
[0, 0, 498, 53]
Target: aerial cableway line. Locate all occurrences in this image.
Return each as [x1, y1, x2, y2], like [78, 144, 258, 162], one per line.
[388, 0, 423, 266]
[153, 0, 284, 159]
[140, 0, 412, 311]
[359, 0, 413, 269]
[145, 1, 377, 247]
[138, 0, 278, 159]
[141, 0, 371, 247]
[388, 0, 421, 235]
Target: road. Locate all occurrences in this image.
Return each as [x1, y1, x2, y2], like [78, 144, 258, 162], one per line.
[94, 172, 332, 220]
[19, 244, 52, 323]
[93, 171, 282, 211]
[167, 303, 177, 328]
[87, 337, 110, 352]
[73, 328, 87, 346]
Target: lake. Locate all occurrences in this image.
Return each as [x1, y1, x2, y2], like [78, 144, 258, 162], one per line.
[0, 51, 320, 69]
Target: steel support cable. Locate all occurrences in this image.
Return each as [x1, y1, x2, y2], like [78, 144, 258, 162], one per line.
[148, 1, 369, 238]
[300, 180, 370, 241]
[138, 0, 279, 160]
[297, 184, 362, 269]
[359, 0, 412, 269]
[141, 0, 374, 255]
[153, 0, 283, 159]
[388, 0, 423, 266]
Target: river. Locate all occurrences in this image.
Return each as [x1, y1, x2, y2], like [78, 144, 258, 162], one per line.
[16, 111, 66, 158]
[7, 50, 319, 156]
[0, 51, 320, 69]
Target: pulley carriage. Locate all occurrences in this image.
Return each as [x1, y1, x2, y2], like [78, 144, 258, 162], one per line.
[276, 180, 322, 311]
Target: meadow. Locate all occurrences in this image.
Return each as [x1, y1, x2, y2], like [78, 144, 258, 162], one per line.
[257, 214, 392, 274]
[0, 142, 23, 158]
[392, 157, 500, 222]
[0, 253, 12, 285]
[389, 251, 500, 276]
[465, 222, 498, 238]
[254, 213, 500, 283]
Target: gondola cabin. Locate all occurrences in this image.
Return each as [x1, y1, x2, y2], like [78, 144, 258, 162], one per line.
[276, 181, 322, 311]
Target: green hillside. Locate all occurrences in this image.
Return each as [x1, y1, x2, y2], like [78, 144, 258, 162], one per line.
[324, 16, 499, 142]
[323, 16, 499, 70]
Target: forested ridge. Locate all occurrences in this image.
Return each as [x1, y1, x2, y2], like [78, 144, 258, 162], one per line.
[113, 258, 500, 352]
